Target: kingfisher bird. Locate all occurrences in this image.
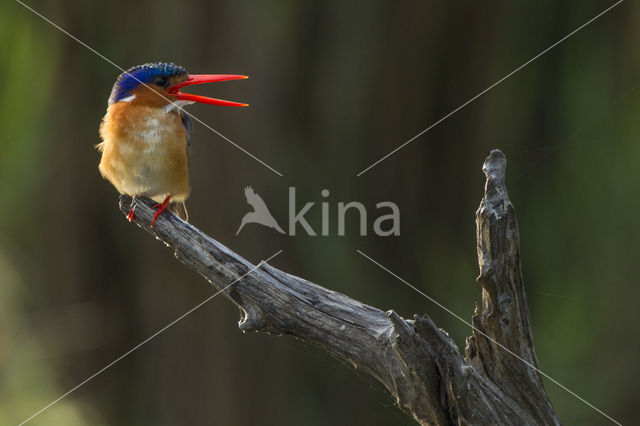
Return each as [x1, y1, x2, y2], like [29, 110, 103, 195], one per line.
[97, 62, 247, 226]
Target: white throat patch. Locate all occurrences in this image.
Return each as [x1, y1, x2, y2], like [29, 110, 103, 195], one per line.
[164, 100, 195, 113]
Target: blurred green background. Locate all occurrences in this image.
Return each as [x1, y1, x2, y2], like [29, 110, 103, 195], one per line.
[1, 0, 638, 425]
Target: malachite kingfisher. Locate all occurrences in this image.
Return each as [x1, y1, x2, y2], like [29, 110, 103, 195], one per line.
[97, 62, 248, 226]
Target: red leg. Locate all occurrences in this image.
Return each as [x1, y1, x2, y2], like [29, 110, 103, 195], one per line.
[151, 196, 171, 227]
[127, 195, 136, 222]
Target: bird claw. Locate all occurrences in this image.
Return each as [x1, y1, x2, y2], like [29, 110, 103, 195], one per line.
[126, 195, 138, 223]
[151, 196, 171, 227]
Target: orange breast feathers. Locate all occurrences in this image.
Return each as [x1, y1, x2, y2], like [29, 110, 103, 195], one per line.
[97, 87, 191, 203]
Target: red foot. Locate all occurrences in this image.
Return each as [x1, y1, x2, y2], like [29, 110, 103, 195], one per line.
[127, 196, 137, 222]
[151, 196, 171, 227]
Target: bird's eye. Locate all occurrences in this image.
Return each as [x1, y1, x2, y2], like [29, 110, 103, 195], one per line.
[153, 76, 169, 88]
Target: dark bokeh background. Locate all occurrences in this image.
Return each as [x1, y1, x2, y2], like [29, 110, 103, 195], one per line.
[1, 1, 638, 425]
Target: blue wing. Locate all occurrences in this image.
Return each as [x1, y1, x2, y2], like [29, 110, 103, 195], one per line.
[180, 111, 194, 147]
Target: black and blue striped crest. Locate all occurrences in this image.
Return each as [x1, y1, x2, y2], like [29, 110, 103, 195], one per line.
[108, 62, 187, 104]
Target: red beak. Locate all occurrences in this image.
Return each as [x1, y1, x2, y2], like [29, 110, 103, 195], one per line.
[168, 74, 249, 107]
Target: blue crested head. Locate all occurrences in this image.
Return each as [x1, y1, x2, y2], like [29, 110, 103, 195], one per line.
[108, 62, 188, 104]
[106, 62, 249, 108]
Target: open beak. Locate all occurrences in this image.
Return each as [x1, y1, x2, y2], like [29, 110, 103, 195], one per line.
[167, 74, 249, 107]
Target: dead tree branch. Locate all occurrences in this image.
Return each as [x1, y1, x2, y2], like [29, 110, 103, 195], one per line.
[118, 149, 560, 425]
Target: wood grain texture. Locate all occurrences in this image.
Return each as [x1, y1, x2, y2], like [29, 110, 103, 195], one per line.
[118, 149, 560, 425]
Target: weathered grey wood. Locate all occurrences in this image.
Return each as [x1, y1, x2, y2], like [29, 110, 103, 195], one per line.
[118, 149, 560, 425]
[466, 150, 560, 424]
